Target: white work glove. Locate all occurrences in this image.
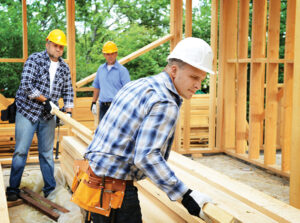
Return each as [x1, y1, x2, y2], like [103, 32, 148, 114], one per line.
[91, 102, 97, 115]
[181, 189, 213, 223]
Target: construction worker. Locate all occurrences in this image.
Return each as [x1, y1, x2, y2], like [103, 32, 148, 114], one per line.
[84, 37, 214, 223]
[90, 41, 130, 122]
[6, 29, 74, 201]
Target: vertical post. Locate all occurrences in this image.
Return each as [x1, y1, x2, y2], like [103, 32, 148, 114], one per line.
[290, 0, 300, 209]
[170, 0, 183, 151]
[22, 0, 28, 60]
[216, 0, 238, 151]
[182, 0, 192, 152]
[209, 0, 218, 150]
[264, 0, 281, 165]
[236, 0, 249, 154]
[66, 0, 76, 102]
[282, 0, 296, 172]
[248, 0, 267, 159]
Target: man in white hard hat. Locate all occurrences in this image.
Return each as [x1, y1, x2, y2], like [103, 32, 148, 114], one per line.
[82, 37, 214, 223]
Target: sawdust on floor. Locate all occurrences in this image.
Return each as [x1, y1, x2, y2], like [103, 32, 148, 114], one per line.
[190, 153, 289, 203]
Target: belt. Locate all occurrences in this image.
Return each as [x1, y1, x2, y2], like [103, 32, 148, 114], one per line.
[105, 176, 133, 186]
[101, 102, 111, 106]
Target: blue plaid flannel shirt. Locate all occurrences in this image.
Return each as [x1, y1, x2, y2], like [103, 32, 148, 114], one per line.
[85, 72, 189, 201]
[15, 50, 74, 123]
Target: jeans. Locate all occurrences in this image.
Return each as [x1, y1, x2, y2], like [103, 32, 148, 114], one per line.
[99, 103, 111, 122]
[91, 185, 142, 223]
[7, 111, 56, 197]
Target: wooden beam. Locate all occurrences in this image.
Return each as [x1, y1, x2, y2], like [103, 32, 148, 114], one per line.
[51, 108, 94, 141]
[217, 0, 238, 151]
[236, 0, 249, 154]
[22, 0, 28, 60]
[249, 0, 267, 159]
[290, 0, 300, 209]
[282, 0, 296, 173]
[19, 192, 60, 221]
[169, 151, 300, 222]
[209, 0, 218, 150]
[66, 0, 77, 111]
[0, 58, 26, 63]
[264, 0, 281, 166]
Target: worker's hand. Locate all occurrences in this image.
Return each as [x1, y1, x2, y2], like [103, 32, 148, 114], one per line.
[181, 189, 212, 223]
[91, 102, 97, 115]
[43, 99, 59, 114]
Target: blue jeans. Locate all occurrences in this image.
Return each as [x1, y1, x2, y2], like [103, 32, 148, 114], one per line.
[91, 185, 142, 223]
[7, 112, 56, 197]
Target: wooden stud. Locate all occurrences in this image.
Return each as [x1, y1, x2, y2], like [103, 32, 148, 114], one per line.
[282, 0, 296, 172]
[209, 0, 218, 150]
[236, 0, 250, 154]
[66, 0, 77, 113]
[249, 0, 267, 159]
[217, 0, 238, 151]
[22, 0, 28, 60]
[264, 0, 281, 165]
[290, 0, 300, 209]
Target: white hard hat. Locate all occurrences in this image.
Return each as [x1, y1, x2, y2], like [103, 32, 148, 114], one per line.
[167, 37, 214, 74]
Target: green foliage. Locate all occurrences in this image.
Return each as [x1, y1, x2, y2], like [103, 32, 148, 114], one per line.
[1, 0, 288, 98]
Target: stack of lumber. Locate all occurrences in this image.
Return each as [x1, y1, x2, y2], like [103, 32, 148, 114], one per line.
[60, 134, 300, 223]
[180, 95, 210, 147]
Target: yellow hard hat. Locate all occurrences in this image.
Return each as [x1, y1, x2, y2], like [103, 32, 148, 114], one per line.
[102, 41, 118, 53]
[46, 29, 67, 46]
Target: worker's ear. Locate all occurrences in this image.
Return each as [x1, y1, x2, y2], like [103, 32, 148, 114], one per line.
[170, 64, 178, 79]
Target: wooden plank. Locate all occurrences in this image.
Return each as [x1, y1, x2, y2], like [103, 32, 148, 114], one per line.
[0, 58, 26, 63]
[22, 187, 69, 213]
[282, 0, 296, 172]
[264, 0, 281, 165]
[236, 0, 250, 154]
[22, 0, 28, 60]
[19, 192, 60, 221]
[0, 94, 11, 107]
[51, 108, 93, 141]
[185, 0, 192, 37]
[138, 179, 239, 223]
[209, 0, 218, 150]
[138, 185, 189, 223]
[290, 0, 300, 208]
[227, 58, 293, 63]
[169, 151, 300, 222]
[248, 0, 267, 159]
[0, 164, 10, 223]
[66, 0, 76, 108]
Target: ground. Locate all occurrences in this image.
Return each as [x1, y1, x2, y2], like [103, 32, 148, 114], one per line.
[191, 153, 289, 203]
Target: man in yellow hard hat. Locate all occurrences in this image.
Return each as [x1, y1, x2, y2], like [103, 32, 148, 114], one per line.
[6, 29, 74, 201]
[90, 41, 130, 122]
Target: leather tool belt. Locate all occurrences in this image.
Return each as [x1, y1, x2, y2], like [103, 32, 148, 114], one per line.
[71, 159, 128, 216]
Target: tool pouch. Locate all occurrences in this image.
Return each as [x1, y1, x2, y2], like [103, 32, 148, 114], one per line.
[71, 159, 126, 217]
